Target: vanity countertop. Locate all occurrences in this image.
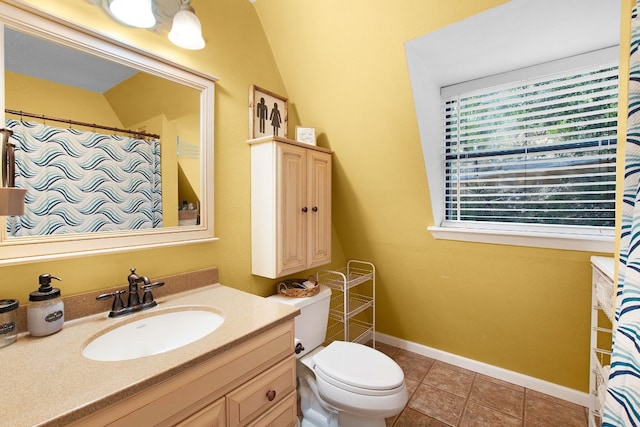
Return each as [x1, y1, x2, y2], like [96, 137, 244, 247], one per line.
[0, 282, 298, 426]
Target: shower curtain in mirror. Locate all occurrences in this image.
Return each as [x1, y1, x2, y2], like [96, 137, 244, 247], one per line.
[5, 119, 162, 236]
[604, 2, 640, 426]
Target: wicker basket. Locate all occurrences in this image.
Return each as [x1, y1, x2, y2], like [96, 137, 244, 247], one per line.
[277, 276, 319, 297]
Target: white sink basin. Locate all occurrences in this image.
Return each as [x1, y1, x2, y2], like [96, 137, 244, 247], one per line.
[82, 308, 224, 362]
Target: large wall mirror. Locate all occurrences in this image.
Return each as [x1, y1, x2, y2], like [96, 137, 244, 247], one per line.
[0, 2, 216, 265]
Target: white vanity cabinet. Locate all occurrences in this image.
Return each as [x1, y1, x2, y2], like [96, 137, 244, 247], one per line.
[70, 321, 297, 427]
[248, 136, 332, 279]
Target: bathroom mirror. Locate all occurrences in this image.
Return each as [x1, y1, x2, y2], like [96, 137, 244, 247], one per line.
[0, 2, 216, 265]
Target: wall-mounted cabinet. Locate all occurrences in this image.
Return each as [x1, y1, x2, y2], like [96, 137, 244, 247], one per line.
[248, 136, 332, 279]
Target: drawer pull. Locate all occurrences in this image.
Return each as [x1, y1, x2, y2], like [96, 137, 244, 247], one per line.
[266, 389, 277, 401]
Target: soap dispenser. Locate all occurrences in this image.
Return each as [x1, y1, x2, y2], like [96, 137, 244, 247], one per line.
[27, 274, 64, 337]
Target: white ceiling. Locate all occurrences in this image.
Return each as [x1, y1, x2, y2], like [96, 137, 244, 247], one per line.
[3, 0, 189, 93]
[4, 28, 137, 94]
[405, 0, 621, 89]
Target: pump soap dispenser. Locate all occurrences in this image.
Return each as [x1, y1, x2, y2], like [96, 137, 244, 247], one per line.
[28, 274, 64, 337]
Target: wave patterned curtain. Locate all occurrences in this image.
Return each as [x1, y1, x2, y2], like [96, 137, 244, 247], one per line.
[604, 3, 640, 426]
[5, 119, 162, 236]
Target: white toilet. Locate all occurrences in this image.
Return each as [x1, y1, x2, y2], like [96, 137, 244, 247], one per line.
[268, 285, 408, 427]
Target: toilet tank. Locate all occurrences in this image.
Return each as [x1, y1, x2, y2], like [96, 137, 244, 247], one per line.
[267, 285, 331, 357]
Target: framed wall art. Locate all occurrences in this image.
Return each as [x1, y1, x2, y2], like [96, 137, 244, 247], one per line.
[295, 126, 316, 146]
[249, 85, 288, 139]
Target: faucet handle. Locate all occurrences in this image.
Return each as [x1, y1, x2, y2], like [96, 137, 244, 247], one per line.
[141, 281, 164, 304]
[96, 290, 126, 314]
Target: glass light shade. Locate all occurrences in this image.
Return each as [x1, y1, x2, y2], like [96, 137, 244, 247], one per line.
[109, 0, 156, 29]
[168, 8, 205, 50]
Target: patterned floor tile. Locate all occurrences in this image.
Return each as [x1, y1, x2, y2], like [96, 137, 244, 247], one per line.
[468, 377, 524, 418]
[393, 407, 451, 426]
[391, 349, 435, 381]
[476, 373, 525, 393]
[374, 341, 400, 358]
[524, 394, 588, 427]
[459, 401, 524, 427]
[367, 343, 588, 427]
[423, 362, 475, 397]
[408, 383, 466, 425]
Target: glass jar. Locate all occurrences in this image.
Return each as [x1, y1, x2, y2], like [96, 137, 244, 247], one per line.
[0, 299, 19, 348]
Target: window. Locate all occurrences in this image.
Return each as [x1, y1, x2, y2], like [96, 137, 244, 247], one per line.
[441, 61, 618, 234]
[405, 0, 620, 251]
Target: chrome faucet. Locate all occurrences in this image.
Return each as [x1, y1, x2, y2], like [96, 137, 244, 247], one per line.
[96, 267, 165, 318]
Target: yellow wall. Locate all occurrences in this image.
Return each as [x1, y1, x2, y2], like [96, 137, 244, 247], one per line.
[104, 72, 199, 128]
[252, 0, 627, 393]
[0, 0, 632, 393]
[0, 0, 323, 301]
[5, 71, 122, 127]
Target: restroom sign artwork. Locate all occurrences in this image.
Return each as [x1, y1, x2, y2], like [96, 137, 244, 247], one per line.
[249, 84, 288, 139]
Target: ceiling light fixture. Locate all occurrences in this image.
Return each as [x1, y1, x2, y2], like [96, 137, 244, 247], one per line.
[109, 0, 156, 29]
[92, 0, 206, 50]
[168, 0, 205, 50]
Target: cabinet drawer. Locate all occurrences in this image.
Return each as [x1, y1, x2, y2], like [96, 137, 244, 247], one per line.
[248, 391, 297, 427]
[228, 355, 296, 426]
[175, 396, 226, 427]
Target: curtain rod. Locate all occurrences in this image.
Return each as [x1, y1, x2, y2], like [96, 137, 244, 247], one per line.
[4, 109, 160, 140]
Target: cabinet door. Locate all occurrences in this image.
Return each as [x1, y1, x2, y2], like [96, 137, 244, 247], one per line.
[175, 397, 226, 427]
[306, 150, 331, 268]
[277, 143, 307, 276]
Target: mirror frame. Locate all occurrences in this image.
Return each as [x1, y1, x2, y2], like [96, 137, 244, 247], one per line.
[0, 2, 217, 265]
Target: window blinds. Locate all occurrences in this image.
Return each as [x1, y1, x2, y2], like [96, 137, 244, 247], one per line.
[442, 63, 618, 229]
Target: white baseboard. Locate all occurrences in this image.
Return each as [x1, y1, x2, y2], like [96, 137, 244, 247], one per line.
[375, 332, 589, 407]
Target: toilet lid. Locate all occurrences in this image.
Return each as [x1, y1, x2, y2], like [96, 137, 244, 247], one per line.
[312, 341, 404, 391]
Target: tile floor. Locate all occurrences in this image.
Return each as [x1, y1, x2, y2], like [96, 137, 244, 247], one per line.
[374, 342, 589, 427]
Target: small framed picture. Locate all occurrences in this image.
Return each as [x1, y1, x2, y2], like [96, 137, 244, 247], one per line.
[249, 85, 288, 139]
[295, 126, 316, 146]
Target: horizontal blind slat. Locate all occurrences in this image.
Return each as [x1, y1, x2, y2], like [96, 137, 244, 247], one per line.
[443, 59, 618, 229]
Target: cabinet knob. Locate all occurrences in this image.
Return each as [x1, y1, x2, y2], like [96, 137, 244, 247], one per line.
[312, 206, 318, 212]
[266, 389, 277, 401]
[301, 207, 308, 213]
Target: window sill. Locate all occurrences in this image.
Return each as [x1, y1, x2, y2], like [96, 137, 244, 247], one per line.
[428, 226, 614, 253]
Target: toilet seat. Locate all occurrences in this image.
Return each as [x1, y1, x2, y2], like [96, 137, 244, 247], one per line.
[307, 341, 408, 419]
[312, 341, 404, 396]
